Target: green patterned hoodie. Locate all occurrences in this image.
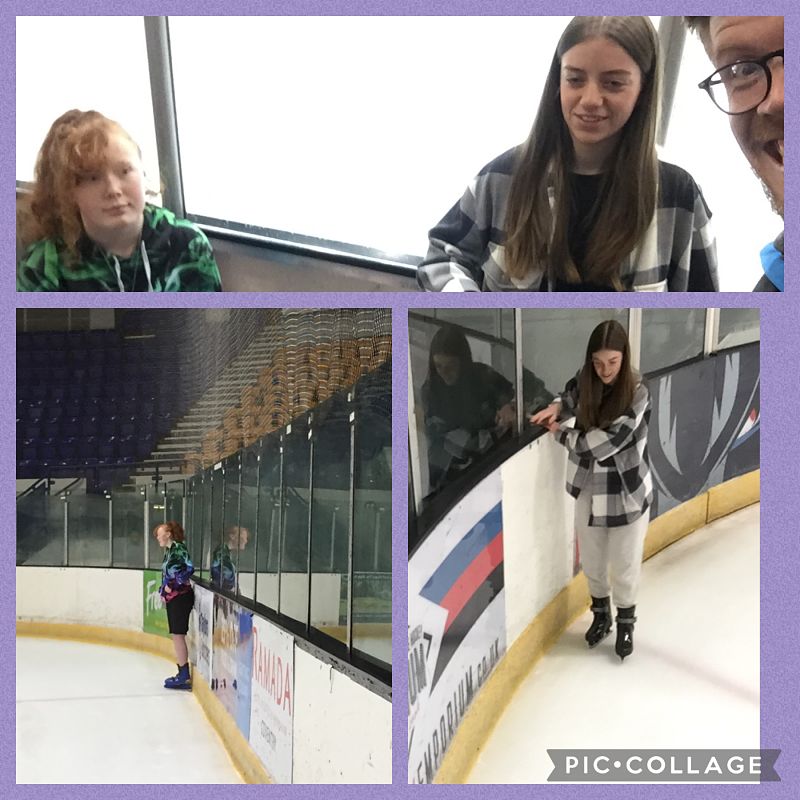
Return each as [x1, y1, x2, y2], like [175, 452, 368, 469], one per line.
[17, 204, 222, 292]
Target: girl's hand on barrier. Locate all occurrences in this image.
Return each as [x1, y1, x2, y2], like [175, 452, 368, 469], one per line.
[530, 403, 560, 426]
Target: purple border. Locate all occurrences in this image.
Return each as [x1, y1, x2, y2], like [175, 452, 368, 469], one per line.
[7, 4, 799, 797]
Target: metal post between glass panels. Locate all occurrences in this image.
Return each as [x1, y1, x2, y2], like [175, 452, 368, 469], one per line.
[514, 309, 524, 435]
[305, 414, 315, 633]
[276, 437, 285, 616]
[108, 496, 113, 567]
[142, 16, 185, 216]
[346, 393, 356, 653]
[628, 309, 643, 370]
[62, 496, 68, 566]
[252, 451, 262, 602]
[143, 495, 150, 568]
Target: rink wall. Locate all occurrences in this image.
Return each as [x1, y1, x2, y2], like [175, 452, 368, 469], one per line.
[16, 569, 391, 784]
[408, 344, 760, 784]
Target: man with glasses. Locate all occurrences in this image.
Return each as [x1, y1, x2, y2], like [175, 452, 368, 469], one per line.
[685, 16, 784, 291]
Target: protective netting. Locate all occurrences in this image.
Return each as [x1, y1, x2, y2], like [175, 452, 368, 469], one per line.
[184, 308, 392, 470]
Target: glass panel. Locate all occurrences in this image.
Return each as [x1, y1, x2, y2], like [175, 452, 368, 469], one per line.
[165, 480, 185, 526]
[352, 362, 392, 665]
[640, 309, 706, 374]
[255, 435, 282, 611]
[207, 464, 225, 573]
[718, 309, 760, 350]
[169, 18, 663, 260]
[237, 445, 258, 603]
[409, 309, 517, 508]
[520, 309, 629, 421]
[197, 470, 213, 577]
[213, 453, 241, 592]
[309, 389, 352, 645]
[146, 484, 166, 570]
[17, 491, 65, 566]
[280, 418, 311, 626]
[67, 491, 110, 566]
[184, 476, 198, 560]
[111, 487, 146, 568]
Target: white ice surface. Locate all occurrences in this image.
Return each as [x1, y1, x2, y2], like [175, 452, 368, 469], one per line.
[16, 638, 244, 784]
[468, 503, 760, 783]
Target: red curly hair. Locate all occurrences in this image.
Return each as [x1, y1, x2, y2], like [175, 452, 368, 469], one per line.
[153, 520, 185, 543]
[20, 109, 143, 265]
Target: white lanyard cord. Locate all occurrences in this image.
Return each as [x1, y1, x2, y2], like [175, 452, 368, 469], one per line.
[111, 240, 153, 292]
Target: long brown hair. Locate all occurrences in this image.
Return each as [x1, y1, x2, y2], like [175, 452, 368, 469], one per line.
[20, 109, 143, 266]
[505, 16, 660, 289]
[577, 320, 636, 430]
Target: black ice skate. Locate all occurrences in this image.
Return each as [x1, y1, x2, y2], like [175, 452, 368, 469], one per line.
[585, 596, 612, 648]
[615, 606, 637, 661]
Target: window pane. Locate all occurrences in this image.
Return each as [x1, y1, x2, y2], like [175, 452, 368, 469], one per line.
[255, 435, 282, 612]
[165, 481, 184, 526]
[67, 492, 110, 566]
[111, 487, 146, 568]
[640, 309, 705, 373]
[146, 484, 166, 570]
[195, 471, 213, 579]
[168, 17, 577, 256]
[309, 389, 352, 646]
[206, 464, 225, 572]
[213, 453, 241, 592]
[520, 309, 629, 421]
[16, 17, 159, 192]
[17, 492, 65, 566]
[718, 309, 760, 350]
[409, 310, 516, 507]
[237, 445, 259, 603]
[352, 361, 392, 666]
[280, 418, 311, 626]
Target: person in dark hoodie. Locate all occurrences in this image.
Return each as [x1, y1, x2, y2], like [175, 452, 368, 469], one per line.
[421, 326, 517, 493]
[685, 16, 784, 291]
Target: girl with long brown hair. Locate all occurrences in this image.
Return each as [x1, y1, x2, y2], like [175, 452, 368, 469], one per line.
[418, 16, 718, 292]
[530, 320, 652, 659]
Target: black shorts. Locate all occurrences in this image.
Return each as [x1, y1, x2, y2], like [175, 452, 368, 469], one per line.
[166, 589, 195, 635]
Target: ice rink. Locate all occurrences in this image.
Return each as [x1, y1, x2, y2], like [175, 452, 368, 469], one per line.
[468, 503, 760, 783]
[16, 638, 244, 784]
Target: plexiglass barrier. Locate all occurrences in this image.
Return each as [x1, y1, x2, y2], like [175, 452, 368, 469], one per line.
[17, 362, 392, 670]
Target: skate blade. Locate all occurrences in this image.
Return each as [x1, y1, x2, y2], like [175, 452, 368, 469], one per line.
[587, 629, 613, 648]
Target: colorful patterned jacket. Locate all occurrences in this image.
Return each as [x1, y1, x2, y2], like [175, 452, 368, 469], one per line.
[160, 541, 195, 601]
[17, 205, 222, 292]
[211, 543, 236, 592]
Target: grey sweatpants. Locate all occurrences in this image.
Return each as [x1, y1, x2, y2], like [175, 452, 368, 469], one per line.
[575, 488, 649, 608]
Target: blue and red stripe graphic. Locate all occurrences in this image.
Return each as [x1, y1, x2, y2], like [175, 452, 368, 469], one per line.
[420, 502, 504, 688]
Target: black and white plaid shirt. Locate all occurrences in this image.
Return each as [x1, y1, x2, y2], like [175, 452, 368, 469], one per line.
[418, 148, 719, 292]
[554, 372, 653, 527]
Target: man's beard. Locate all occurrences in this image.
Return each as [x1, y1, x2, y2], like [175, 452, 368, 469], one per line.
[754, 168, 784, 219]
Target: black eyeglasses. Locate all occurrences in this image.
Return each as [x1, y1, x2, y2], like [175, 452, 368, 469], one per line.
[698, 49, 784, 115]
